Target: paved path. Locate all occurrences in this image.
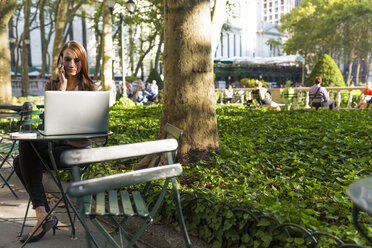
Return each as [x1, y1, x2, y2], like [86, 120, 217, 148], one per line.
[0, 160, 209, 248]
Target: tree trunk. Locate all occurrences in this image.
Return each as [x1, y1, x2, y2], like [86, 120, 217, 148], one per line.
[101, 0, 113, 92]
[39, 0, 47, 75]
[94, 17, 102, 80]
[51, 0, 68, 80]
[346, 51, 355, 86]
[355, 58, 361, 85]
[129, 25, 135, 76]
[162, 0, 219, 163]
[0, 0, 17, 103]
[134, 32, 158, 77]
[365, 55, 371, 83]
[154, 30, 164, 71]
[21, 0, 30, 97]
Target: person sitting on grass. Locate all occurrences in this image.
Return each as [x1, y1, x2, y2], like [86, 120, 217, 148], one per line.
[354, 82, 372, 109]
[251, 80, 281, 110]
[143, 81, 159, 104]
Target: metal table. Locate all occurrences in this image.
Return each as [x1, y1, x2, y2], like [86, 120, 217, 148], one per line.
[347, 176, 372, 244]
[4, 131, 112, 247]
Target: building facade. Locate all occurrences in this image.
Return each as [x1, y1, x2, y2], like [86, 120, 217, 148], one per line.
[214, 0, 301, 60]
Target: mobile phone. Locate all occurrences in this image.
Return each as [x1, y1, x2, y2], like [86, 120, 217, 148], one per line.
[60, 56, 65, 74]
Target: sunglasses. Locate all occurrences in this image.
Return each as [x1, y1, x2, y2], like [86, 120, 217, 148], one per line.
[64, 57, 80, 64]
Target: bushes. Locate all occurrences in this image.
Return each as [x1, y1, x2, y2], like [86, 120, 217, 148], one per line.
[307, 54, 345, 87]
[240, 78, 267, 88]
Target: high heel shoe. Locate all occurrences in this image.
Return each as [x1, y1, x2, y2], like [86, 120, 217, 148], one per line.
[19, 216, 58, 243]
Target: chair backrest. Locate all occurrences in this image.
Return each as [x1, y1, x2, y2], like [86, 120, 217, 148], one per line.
[18, 109, 43, 131]
[61, 138, 178, 166]
[161, 123, 183, 163]
[67, 163, 183, 197]
[251, 90, 263, 106]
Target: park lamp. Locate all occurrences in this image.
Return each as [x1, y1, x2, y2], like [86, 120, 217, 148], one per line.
[108, 0, 116, 13]
[125, 0, 136, 14]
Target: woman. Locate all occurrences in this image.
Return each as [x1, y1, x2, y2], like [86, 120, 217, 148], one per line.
[354, 82, 372, 109]
[224, 84, 234, 104]
[14, 40, 97, 243]
[252, 80, 281, 110]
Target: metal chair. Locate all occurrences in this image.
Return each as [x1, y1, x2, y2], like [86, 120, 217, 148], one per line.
[62, 139, 192, 248]
[0, 103, 42, 198]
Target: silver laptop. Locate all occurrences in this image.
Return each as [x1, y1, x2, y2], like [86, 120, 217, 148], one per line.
[40, 91, 109, 135]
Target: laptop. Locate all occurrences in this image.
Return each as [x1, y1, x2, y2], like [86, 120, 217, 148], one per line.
[40, 91, 109, 136]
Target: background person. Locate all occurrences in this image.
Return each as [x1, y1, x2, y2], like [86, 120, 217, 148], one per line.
[224, 84, 234, 104]
[252, 80, 281, 110]
[13, 40, 97, 243]
[354, 82, 372, 109]
[309, 77, 335, 110]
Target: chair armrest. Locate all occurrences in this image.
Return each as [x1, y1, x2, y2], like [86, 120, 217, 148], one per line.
[67, 163, 183, 197]
[61, 139, 178, 166]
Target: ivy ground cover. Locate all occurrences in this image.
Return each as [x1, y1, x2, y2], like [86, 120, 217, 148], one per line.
[3, 105, 370, 246]
[107, 106, 372, 247]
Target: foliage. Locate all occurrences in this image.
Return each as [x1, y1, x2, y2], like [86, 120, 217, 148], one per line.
[6, 104, 370, 246]
[147, 68, 163, 89]
[125, 75, 137, 83]
[240, 78, 267, 88]
[307, 54, 346, 87]
[280, 0, 372, 78]
[113, 95, 136, 108]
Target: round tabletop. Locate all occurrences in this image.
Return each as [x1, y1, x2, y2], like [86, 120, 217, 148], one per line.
[347, 176, 372, 215]
[2, 131, 113, 141]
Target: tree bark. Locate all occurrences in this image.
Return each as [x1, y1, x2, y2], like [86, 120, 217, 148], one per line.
[51, 0, 68, 80]
[162, 0, 219, 163]
[154, 30, 164, 72]
[365, 55, 371, 83]
[346, 50, 355, 86]
[355, 58, 361, 85]
[134, 31, 158, 77]
[101, 0, 113, 92]
[0, 0, 17, 103]
[21, 0, 31, 97]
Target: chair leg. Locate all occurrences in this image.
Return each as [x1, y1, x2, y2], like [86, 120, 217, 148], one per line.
[19, 198, 31, 237]
[171, 178, 192, 248]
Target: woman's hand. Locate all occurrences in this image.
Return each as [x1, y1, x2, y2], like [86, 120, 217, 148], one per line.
[58, 59, 67, 91]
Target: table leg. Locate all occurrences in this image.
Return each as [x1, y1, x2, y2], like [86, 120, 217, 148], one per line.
[352, 204, 372, 244]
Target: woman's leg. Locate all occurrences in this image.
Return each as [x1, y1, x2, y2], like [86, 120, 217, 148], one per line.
[270, 101, 281, 110]
[16, 141, 51, 235]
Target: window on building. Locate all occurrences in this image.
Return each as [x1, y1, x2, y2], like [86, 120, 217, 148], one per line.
[275, 1, 278, 5]
[275, 21, 279, 24]
[275, 14, 278, 19]
[281, 6, 284, 11]
[264, 3, 267, 8]
[264, 9, 267, 14]
[269, 2, 272, 7]
[275, 7, 278, 12]
[281, 0, 284, 4]
[264, 16, 267, 21]
[269, 8, 272, 13]
[269, 15, 272, 20]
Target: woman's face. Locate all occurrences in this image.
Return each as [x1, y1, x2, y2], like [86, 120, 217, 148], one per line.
[62, 48, 81, 77]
